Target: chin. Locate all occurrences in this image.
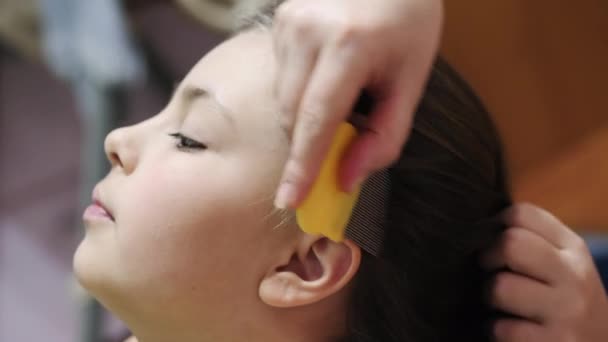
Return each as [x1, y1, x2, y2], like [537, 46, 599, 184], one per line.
[73, 243, 134, 321]
[73, 237, 119, 298]
[73, 241, 100, 290]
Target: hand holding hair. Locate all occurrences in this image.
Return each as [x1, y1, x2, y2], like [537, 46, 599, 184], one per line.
[482, 203, 608, 342]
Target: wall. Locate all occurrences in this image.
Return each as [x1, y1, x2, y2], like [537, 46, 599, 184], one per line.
[441, 0, 608, 229]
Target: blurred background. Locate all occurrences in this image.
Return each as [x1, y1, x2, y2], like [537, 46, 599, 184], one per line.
[0, 0, 606, 341]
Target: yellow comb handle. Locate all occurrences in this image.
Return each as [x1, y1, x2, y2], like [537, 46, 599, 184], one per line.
[296, 123, 360, 242]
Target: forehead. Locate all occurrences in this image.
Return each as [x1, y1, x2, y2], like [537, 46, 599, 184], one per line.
[183, 31, 277, 119]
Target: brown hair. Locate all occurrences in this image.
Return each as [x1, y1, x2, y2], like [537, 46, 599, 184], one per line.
[345, 58, 511, 341]
[241, 4, 511, 341]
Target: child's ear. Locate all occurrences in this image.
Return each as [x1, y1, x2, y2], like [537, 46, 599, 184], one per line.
[259, 235, 361, 308]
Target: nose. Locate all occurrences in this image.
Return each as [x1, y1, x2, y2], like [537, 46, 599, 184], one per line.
[104, 125, 139, 174]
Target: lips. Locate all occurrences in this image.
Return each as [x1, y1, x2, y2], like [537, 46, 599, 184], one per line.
[83, 188, 115, 222]
[94, 199, 114, 220]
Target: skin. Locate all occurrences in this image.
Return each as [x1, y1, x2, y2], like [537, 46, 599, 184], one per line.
[74, 31, 360, 342]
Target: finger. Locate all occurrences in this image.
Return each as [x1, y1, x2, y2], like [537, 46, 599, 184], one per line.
[275, 29, 320, 135]
[339, 55, 431, 190]
[480, 227, 563, 285]
[338, 82, 412, 191]
[503, 203, 580, 249]
[275, 45, 368, 209]
[489, 272, 555, 322]
[493, 318, 545, 342]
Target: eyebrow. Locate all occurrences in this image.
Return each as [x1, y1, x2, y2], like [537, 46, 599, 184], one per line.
[178, 84, 236, 126]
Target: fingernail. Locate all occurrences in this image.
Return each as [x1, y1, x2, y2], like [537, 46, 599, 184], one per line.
[275, 182, 297, 209]
[350, 175, 365, 193]
[347, 165, 368, 193]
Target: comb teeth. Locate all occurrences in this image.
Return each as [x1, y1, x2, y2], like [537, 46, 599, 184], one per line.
[345, 170, 390, 256]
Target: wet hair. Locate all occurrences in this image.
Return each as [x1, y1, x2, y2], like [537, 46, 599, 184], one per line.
[240, 3, 512, 341]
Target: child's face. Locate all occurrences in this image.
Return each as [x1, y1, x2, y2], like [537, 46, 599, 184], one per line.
[74, 31, 297, 331]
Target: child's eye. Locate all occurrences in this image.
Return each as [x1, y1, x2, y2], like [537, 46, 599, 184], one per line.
[168, 133, 207, 150]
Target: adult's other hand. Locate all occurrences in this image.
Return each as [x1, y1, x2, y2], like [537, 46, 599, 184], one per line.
[482, 203, 608, 342]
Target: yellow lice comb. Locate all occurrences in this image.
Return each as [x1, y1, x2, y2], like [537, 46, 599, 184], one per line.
[296, 122, 360, 242]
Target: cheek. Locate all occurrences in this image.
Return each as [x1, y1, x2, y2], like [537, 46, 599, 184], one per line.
[113, 158, 272, 293]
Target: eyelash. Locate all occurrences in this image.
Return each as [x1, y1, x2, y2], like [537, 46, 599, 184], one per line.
[168, 133, 207, 151]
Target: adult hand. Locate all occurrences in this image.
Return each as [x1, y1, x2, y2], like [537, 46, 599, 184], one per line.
[482, 203, 608, 342]
[272, 0, 443, 209]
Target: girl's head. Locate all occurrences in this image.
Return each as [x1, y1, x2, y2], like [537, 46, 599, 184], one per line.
[74, 5, 510, 342]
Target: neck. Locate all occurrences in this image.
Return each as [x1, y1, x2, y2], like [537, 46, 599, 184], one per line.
[127, 300, 346, 342]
